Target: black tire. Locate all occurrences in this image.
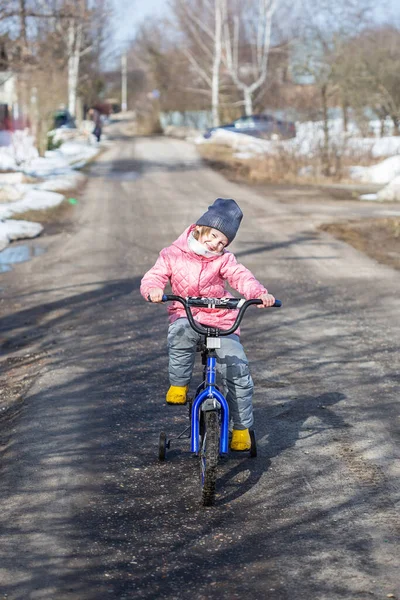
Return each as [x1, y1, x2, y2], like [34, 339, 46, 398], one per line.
[159, 432, 167, 461]
[250, 429, 257, 458]
[200, 411, 220, 506]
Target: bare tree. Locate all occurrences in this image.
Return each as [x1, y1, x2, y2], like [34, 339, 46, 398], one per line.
[221, 0, 277, 115]
[291, 0, 375, 173]
[63, 0, 102, 117]
[0, 0, 111, 152]
[171, 0, 223, 126]
[357, 26, 400, 135]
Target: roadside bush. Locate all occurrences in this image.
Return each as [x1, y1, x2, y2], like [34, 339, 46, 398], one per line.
[47, 132, 63, 151]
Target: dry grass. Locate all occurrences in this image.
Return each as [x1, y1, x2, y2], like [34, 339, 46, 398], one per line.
[10, 199, 76, 225]
[320, 217, 400, 270]
[197, 141, 386, 186]
[197, 143, 316, 184]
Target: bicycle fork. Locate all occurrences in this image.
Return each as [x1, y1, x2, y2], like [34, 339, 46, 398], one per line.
[190, 354, 230, 455]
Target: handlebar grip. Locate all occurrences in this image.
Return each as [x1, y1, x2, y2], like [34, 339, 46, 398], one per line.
[251, 299, 282, 307]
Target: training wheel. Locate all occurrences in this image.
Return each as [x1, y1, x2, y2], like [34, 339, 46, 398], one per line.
[250, 429, 257, 458]
[159, 431, 167, 461]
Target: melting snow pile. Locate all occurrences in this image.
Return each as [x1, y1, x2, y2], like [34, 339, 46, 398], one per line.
[0, 129, 100, 252]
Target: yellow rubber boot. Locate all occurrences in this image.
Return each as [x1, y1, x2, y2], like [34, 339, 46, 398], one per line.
[230, 428, 251, 451]
[166, 385, 189, 405]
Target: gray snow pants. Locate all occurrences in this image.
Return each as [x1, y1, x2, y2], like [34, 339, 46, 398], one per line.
[167, 318, 254, 430]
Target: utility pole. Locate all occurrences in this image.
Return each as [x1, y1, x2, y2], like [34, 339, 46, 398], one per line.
[121, 53, 127, 111]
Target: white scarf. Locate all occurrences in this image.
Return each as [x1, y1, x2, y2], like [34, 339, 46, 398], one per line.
[187, 231, 223, 258]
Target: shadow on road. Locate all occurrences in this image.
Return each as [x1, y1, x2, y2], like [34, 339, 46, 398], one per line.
[217, 391, 347, 506]
[0, 276, 397, 599]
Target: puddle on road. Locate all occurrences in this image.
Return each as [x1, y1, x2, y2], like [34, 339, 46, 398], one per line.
[0, 245, 46, 273]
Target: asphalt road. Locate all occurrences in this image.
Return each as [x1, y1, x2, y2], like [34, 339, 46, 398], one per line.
[0, 122, 399, 600]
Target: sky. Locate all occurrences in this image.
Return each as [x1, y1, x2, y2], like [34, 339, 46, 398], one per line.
[108, 0, 400, 67]
[111, 0, 168, 51]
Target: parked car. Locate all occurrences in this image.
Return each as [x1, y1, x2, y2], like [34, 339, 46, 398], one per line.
[203, 114, 296, 140]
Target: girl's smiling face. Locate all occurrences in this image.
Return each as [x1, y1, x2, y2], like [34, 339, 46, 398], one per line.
[195, 226, 229, 253]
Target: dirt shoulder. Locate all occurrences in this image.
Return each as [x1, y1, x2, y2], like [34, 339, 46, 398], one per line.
[320, 217, 400, 271]
[0, 199, 79, 422]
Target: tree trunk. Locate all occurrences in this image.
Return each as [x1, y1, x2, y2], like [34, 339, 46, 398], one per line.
[68, 21, 82, 117]
[244, 88, 253, 116]
[222, 0, 275, 120]
[211, 0, 222, 127]
[19, 0, 28, 48]
[341, 97, 348, 133]
[321, 84, 330, 176]
[391, 115, 400, 136]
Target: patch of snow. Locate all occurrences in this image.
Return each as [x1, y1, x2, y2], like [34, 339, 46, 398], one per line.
[349, 156, 400, 184]
[0, 189, 64, 220]
[25, 142, 98, 178]
[0, 219, 43, 252]
[377, 175, 400, 202]
[0, 130, 39, 171]
[0, 184, 25, 203]
[0, 126, 102, 255]
[234, 152, 254, 160]
[359, 193, 379, 201]
[36, 171, 86, 192]
[201, 129, 275, 154]
[0, 172, 25, 184]
[350, 136, 400, 158]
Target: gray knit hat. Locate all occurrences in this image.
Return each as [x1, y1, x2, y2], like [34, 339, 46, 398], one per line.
[196, 198, 243, 244]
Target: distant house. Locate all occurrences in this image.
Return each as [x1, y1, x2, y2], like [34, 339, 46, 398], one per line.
[0, 71, 28, 145]
[0, 71, 16, 128]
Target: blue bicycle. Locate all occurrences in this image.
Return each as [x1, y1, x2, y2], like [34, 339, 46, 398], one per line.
[158, 295, 281, 506]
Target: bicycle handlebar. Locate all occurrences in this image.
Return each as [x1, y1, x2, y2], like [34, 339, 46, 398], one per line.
[159, 294, 282, 336]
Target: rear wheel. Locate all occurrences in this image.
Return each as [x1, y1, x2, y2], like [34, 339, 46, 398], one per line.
[200, 410, 220, 506]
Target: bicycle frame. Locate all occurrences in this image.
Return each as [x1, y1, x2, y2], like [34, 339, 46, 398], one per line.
[190, 352, 230, 455]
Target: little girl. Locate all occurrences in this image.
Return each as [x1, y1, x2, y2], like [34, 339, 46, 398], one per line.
[140, 198, 275, 451]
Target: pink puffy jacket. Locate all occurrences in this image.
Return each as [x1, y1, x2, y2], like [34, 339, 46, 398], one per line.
[140, 225, 268, 331]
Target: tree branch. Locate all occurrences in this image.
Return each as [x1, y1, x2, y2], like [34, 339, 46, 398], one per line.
[183, 48, 212, 87]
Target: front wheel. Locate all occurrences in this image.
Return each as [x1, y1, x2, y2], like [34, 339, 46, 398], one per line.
[200, 410, 220, 506]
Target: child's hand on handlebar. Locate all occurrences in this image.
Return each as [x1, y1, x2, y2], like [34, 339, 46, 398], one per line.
[257, 293, 276, 308]
[148, 287, 164, 303]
